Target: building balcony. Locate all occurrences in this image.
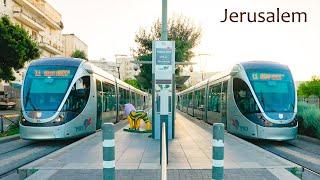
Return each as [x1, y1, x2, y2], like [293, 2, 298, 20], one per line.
[13, 0, 62, 30]
[13, 7, 45, 31]
[39, 42, 63, 55]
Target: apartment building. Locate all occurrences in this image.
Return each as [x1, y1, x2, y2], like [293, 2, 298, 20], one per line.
[115, 55, 139, 80]
[1, 0, 64, 57]
[63, 33, 88, 57]
[90, 59, 119, 78]
[90, 56, 139, 80]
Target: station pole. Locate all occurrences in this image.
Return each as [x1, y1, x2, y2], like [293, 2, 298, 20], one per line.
[154, 0, 169, 138]
[161, 0, 168, 41]
[161, 0, 175, 138]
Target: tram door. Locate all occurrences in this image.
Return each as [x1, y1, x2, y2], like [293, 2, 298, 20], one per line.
[221, 80, 228, 127]
[96, 80, 103, 130]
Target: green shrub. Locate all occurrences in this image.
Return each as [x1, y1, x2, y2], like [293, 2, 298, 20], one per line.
[0, 120, 19, 137]
[297, 102, 320, 139]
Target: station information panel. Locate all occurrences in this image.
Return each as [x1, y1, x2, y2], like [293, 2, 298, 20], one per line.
[152, 41, 175, 139]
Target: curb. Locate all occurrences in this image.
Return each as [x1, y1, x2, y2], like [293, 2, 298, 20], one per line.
[298, 135, 320, 145]
[0, 134, 20, 144]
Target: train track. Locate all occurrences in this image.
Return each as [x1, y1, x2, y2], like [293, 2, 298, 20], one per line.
[177, 110, 320, 179]
[251, 137, 320, 179]
[0, 137, 77, 179]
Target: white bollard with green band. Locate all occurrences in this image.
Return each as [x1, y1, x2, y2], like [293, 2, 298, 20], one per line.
[212, 123, 224, 180]
[103, 123, 115, 180]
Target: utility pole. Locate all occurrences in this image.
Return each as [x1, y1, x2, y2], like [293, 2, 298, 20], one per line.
[161, 0, 168, 41]
[117, 66, 120, 79]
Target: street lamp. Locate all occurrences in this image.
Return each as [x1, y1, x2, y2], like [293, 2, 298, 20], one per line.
[197, 53, 211, 80]
[116, 66, 120, 79]
[115, 54, 127, 80]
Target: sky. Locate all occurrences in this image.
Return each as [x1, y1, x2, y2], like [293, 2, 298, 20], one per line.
[47, 0, 320, 81]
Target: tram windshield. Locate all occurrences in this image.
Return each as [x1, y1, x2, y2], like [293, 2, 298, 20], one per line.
[23, 66, 77, 111]
[246, 69, 295, 113]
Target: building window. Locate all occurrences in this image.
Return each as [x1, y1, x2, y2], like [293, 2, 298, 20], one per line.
[4, 0, 7, 7]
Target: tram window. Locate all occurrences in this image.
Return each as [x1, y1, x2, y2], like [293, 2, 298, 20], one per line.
[195, 89, 205, 110]
[208, 84, 221, 112]
[221, 81, 228, 110]
[188, 93, 193, 107]
[102, 82, 116, 112]
[125, 90, 130, 103]
[137, 94, 140, 108]
[194, 90, 199, 108]
[62, 76, 90, 114]
[185, 95, 188, 107]
[96, 80, 102, 91]
[200, 88, 205, 110]
[119, 88, 126, 105]
[233, 78, 260, 114]
[131, 92, 136, 106]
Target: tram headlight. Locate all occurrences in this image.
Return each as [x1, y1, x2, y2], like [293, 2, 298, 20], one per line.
[55, 114, 64, 123]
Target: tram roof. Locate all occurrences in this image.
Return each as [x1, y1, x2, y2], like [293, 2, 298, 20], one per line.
[86, 62, 148, 96]
[240, 61, 289, 70]
[178, 68, 232, 95]
[29, 57, 83, 67]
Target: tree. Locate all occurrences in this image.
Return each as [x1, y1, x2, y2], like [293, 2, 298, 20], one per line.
[71, 50, 87, 60]
[0, 16, 40, 82]
[298, 76, 320, 98]
[124, 79, 141, 90]
[134, 16, 202, 90]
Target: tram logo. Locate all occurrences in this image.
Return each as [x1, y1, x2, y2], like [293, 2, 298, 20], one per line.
[279, 113, 284, 119]
[232, 119, 239, 129]
[84, 118, 92, 129]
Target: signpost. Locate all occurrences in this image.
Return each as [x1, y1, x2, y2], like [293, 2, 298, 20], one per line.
[152, 41, 175, 140]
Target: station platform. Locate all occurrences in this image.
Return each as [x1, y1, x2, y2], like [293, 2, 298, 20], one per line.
[19, 112, 300, 180]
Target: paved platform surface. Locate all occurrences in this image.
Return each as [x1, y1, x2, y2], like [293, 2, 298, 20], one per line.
[19, 112, 300, 180]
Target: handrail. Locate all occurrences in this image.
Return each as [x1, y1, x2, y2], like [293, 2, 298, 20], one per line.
[0, 114, 19, 133]
[161, 121, 167, 180]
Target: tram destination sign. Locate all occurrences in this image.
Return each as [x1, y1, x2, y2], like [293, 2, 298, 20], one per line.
[251, 72, 285, 81]
[36, 70, 70, 77]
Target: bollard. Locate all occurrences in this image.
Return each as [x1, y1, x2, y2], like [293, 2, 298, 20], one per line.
[212, 123, 224, 180]
[102, 123, 115, 180]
